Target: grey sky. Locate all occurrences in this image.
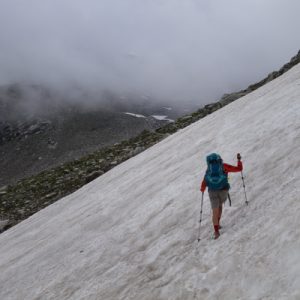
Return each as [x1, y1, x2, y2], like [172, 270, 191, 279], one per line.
[0, 0, 300, 105]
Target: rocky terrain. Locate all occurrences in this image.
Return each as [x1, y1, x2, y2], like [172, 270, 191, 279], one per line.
[0, 85, 191, 186]
[0, 50, 299, 232]
[0, 109, 166, 186]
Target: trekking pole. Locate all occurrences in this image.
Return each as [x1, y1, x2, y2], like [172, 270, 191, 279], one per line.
[237, 153, 248, 205]
[197, 192, 204, 242]
[241, 170, 248, 205]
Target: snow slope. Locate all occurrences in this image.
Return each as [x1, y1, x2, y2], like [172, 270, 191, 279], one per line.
[1, 64, 300, 300]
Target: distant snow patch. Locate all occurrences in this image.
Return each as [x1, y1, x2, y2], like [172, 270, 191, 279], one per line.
[151, 115, 174, 122]
[124, 112, 146, 118]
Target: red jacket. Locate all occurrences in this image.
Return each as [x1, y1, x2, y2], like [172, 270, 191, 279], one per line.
[200, 160, 243, 192]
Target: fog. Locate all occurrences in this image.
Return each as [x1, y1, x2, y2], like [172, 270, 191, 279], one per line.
[0, 0, 300, 107]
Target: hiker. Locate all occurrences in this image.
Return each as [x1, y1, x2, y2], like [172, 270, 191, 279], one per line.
[200, 153, 243, 239]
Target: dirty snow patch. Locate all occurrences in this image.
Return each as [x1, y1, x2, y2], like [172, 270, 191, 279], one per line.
[124, 112, 146, 118]
[151, 115, 174, 122]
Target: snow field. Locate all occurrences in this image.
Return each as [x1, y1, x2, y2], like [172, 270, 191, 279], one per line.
[0, 64, 300, 299]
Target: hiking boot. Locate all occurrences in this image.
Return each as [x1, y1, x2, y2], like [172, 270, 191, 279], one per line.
[214, 231, 220, 239]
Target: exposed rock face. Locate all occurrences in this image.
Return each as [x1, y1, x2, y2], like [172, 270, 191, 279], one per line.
[0, 119, 52, 144]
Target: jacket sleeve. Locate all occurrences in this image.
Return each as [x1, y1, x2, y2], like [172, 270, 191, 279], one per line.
[200, 178, 206, 192]
[223, 161, 243, 173]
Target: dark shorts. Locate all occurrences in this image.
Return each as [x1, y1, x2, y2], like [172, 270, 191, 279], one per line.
[208, 190, 228, 209]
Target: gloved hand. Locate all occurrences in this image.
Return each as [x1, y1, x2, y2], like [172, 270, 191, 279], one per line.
[237, 153, 242, 161]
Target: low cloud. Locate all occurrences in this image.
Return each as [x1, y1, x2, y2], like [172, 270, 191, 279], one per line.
[0, 0, 300, 106]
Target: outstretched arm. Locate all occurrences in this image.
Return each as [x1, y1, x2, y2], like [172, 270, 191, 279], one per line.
[223, 160, 243, 173]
